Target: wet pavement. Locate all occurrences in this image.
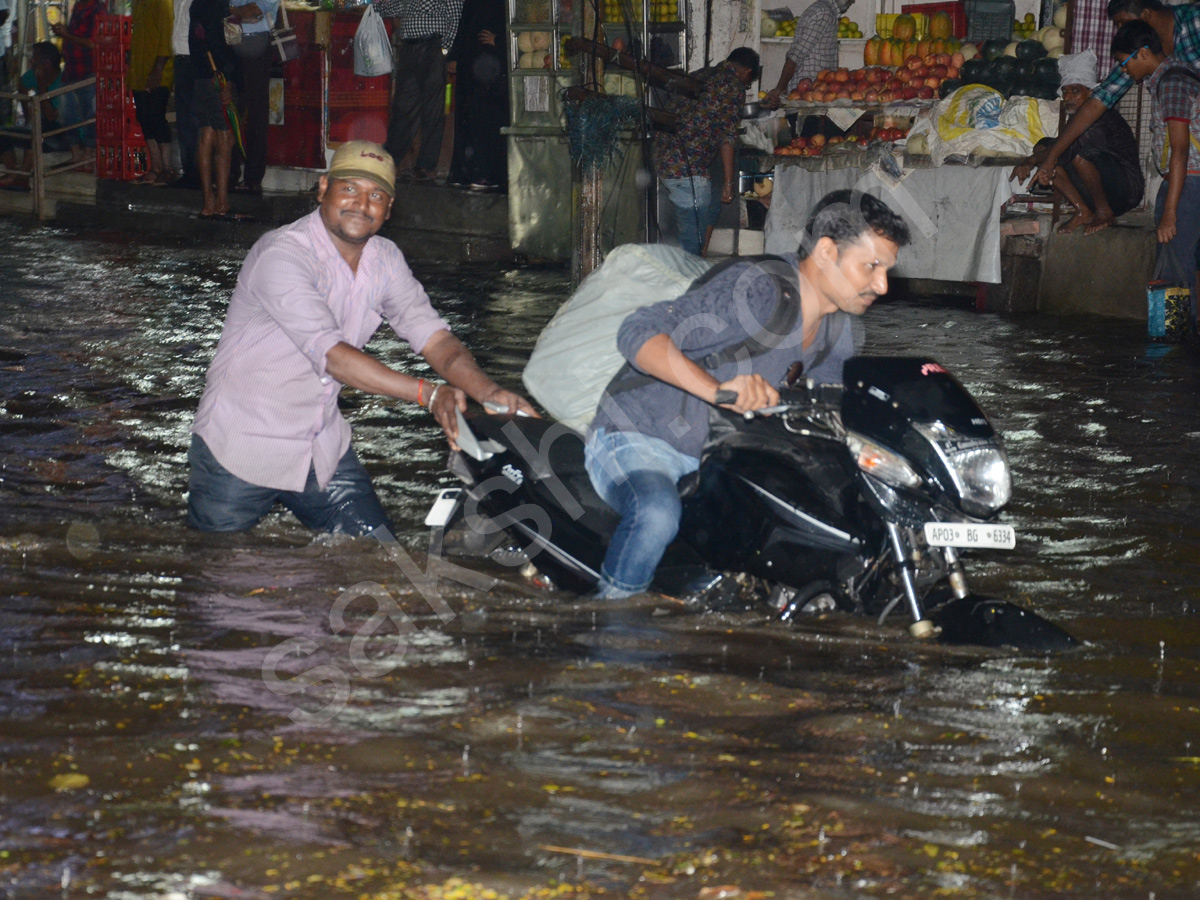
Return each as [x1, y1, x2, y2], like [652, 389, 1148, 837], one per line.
[3, 216, 1200, 899]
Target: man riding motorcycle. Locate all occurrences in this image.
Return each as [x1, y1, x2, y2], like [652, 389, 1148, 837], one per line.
[584, 190, 912, 599]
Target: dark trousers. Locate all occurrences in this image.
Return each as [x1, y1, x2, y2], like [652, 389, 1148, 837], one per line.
[386, 35, 446, 172]
[448, 53, 508, 186]
[187, 434, 393, 536]
[174, 53, 199, 178]
[231, 32, 270, 187]
[132, 85, 171, 144]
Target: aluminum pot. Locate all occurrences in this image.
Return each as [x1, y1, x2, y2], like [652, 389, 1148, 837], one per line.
[741, 100, 761, 118]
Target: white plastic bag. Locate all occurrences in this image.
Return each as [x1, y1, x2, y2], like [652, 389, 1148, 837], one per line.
[522, 244, 713, 432]
[354, 5, 393, 77]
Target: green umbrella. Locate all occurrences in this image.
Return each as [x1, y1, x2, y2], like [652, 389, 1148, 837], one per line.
[207, 51, 245, 156]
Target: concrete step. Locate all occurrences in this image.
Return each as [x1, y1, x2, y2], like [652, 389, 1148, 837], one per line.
[987, 208, 1158, 320]
[26, 173, 513, 263]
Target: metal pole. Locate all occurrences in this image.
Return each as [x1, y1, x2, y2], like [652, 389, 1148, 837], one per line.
[30, 83, 43, 218]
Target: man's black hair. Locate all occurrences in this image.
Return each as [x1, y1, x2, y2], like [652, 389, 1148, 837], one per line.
[1106, 0, 1164, 20]
[1112, 19, 1163, 58]
[726, 47, 761, 75]
[796, 189, 911, 260]
[31, 40, 62, 69]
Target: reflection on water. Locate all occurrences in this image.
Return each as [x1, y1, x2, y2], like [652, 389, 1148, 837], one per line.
[3, 217, 1200, 898]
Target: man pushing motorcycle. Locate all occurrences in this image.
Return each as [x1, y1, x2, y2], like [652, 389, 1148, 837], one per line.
[584, 189, 911, 599]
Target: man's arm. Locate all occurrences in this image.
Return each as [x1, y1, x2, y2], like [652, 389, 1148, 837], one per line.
[765, 59, 797, 107]
[632, 333, 777, 413]
[1158, 118, 1190, 243]
[324, 334, 535, 450]
[719, 137, 735, 204]
[1034, 96, 1107, 185]
[1011, 141, 1051, 184]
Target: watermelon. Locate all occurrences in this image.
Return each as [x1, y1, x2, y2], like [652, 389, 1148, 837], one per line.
[1016, 39, 1048, 60]
[991, 56, 1018, 79]
[938, 78, 963, 98]
[1033, 57, 1059, 80]
[983, 38, 1009, 60]
[961, 57, 988, 81]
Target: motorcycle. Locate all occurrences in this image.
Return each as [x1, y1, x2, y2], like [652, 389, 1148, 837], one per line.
[426, 356, 1076, 652]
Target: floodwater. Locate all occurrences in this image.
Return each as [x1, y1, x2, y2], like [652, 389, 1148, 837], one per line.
[2, 216, 1200, 900]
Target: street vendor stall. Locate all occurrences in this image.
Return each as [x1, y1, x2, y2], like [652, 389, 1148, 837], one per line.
[753, 83, 1059, 283]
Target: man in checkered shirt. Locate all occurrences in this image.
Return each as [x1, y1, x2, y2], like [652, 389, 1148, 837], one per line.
[376, 0, 464, 181]
[764, 0, 856, 107]
[1111, 19, 1200, 322]
[1036, 0, 1200, 186]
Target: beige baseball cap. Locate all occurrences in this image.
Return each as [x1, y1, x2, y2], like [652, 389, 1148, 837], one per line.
[327, 141, 396, 196]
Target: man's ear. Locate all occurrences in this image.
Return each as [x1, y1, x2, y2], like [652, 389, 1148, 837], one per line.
[812, 235, 839, 267]
[317, 174, 329, 202]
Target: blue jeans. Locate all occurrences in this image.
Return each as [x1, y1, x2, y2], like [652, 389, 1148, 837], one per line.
[663, 175, 721, 256]
[187, 434, 393, 536]
[584, 428, 700, 598]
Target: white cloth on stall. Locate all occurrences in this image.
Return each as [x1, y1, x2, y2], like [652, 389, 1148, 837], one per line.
[763, 163, 1016, 284]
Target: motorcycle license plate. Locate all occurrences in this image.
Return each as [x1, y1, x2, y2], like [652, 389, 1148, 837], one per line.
[923, 522, 1016, 550]
[424, 488, 462, 528]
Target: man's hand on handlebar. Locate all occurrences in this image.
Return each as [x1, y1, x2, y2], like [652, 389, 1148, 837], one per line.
[713, 374, 779, 414]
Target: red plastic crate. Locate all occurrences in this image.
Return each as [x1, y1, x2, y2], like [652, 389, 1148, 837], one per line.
[96, 108, 142, 142]
[96, 74, 137, 114]
[97, 140, 148, 180]
[901, 1, 968, 38]
[94, 44, 128, 74]
[95, 14, 133, 45]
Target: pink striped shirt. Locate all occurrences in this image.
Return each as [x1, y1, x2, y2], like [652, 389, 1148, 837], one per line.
[192, 209, 449, 492]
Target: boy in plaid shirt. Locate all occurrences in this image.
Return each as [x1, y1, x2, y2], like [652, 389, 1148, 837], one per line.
[1112, 19, 1200, 317]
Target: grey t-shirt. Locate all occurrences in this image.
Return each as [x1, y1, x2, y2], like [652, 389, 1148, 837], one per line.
[590, 254, 858, 460]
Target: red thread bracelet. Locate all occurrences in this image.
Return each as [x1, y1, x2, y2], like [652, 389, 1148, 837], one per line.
[417, 378, 426, 407]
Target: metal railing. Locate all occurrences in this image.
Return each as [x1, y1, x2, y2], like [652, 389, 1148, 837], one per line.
[0, 75, 97, 219]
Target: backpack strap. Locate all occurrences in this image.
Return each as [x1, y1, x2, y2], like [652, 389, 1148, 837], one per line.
[606, 254, 801, 398]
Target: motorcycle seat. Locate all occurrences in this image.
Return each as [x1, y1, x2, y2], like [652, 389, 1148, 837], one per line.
[466, 416, 622, 536]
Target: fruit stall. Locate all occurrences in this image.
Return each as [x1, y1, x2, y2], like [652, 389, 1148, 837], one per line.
[740, 2, 1072, 283]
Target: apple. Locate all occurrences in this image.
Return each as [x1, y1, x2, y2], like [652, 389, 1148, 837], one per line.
[816, 68, 833, 82]
[931, 64, 948, 78]
[896, 68, 913, 83]
[926, 76, 941, 89]
[850, 90, 864, 101]
[902, 86, 919, 100]
[791, 136, 808, 149]
[936, 53, 952, 66]
[951, 51, 965, 68]
[906, 56, 923, 70]
[852, 68, 868, 81]
[827, 135, 844, 143]
[864, 88, 880, 102]
[795, 77, 813, 92]
[787, 89, 803, 100]
[917, 86, 934, 99]
[914, 65, 930, 77]
[946, 65, 959, 79]
[810, 134, 826, 148]
[798, 90, 813, 101]
[834, 68, 850, 82]
[923, 53, 937, 66]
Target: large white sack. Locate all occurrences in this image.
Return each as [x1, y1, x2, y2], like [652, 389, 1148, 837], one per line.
[522, 244, 713, 431]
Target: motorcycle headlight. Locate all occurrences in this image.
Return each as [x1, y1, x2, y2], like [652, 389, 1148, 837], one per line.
[846, 431, 922, 490]
[914, 423, 1012, 516]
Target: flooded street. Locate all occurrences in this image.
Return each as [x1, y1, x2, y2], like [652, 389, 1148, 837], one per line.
[3, 216, 1200, 900]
